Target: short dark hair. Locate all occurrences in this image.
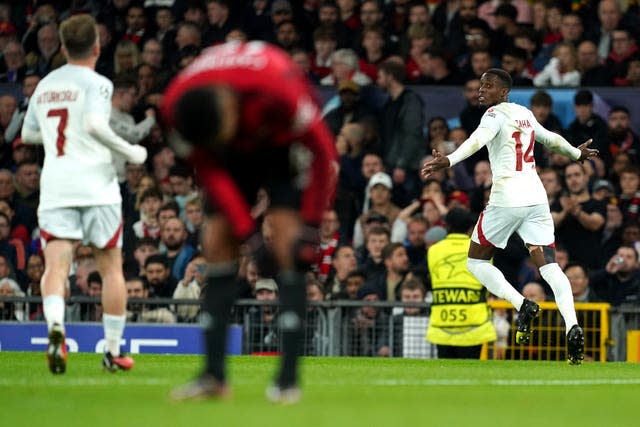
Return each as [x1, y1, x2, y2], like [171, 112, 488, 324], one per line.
[530, 90, 552, 107]
[59, 14, 98, 59]
[484, 68, 512, 89]
[379, 60, 406, 83]
[574, 89, 593, 105]
[381, 242, 404, 260]
[145, 253, 169, 269]
[174, 86, 222, 148]
[140, 187, 163, 203]
[113, 75, 138, 91]
[87, 271, 102, 285]
[610, 105, 630, 116]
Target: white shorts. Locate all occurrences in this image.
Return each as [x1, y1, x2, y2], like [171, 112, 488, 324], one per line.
[39, 204, 123, 249]
[471, 204, 555, 249]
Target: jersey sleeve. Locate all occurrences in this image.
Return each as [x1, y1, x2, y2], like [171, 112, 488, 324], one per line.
[85, 78, 113, 116]
[532, 114, 581, 160]
[22, 95, 40, 133]
[447, 108, 503, 167]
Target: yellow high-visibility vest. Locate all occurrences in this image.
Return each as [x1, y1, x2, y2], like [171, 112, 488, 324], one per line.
[427, 233, 497, 346]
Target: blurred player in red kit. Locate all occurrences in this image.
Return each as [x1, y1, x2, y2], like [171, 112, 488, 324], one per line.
[162, 41, 338, 403]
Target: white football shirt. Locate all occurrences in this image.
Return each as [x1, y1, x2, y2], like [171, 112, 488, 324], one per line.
[23, 64, 144, 210]
[447, 102, 581, 207]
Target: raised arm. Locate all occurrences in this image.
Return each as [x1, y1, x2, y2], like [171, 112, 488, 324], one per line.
[533, 118, 598, 161]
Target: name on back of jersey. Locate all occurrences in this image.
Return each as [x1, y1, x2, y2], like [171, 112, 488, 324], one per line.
[37, 90, 78, 104]
[516, 119, 532, 129]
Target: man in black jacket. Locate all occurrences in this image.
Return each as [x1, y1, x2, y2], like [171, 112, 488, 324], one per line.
[377, 60, 425, 204]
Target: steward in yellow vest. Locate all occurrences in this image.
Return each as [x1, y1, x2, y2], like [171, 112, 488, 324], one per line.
[427, 208, 497, 358]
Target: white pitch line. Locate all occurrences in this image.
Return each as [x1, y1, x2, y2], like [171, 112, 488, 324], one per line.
[2, 378, 640, 387]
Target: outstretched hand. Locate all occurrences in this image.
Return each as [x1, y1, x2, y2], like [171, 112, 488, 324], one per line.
[421, 149, 450, 179]
[577, 138, 599, 162]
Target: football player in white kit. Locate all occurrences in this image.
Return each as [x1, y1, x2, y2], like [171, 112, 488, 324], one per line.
[422, 69, 598, 364]
[21, 14, 147, 374]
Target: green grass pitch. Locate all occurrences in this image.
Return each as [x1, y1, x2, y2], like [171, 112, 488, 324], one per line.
[2, 353, 639, 427]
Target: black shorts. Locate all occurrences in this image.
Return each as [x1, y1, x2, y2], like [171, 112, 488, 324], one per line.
[202, 144, 303, 216]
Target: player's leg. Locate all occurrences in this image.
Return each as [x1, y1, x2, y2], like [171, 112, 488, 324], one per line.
[41, 239, 74, 374]
[93, 245, 134, 371]
[520, 204, 583, 363]
[265, 208, 308, 403]
[39, 208, 83, 374]
[170, 213, 238, 400]
[466, 207, 526, 311]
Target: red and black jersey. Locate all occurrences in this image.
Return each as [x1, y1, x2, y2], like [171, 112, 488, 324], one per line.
[162, 41, 338, 239]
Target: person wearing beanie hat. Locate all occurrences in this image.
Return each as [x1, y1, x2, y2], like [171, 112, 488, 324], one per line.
[352, 172, 400, 249]
[566, 89, 609, 163]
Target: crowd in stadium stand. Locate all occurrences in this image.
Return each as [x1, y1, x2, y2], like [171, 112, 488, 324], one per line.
[1, 0, 640, 329]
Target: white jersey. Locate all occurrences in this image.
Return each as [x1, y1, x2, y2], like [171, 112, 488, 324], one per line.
[22, 64, 146, 210]
[447, 102, 581, 207]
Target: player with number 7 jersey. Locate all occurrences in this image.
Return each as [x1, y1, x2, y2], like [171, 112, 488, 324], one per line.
[20, 14, 146, 375]
[22, 64, 146, 210]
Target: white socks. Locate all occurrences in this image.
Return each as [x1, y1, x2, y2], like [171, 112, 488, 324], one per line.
[103, 314, 126, 356]
[43, 295, 65, 332]
[539, 263, 578, 334]
[467, 258, 525, 311]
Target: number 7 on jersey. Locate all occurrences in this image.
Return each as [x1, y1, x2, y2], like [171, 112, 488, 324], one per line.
[47, 108, 68, 157]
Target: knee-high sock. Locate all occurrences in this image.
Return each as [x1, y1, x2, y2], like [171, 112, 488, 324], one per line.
[202, 263, 238, 382]
[539, 263, 578, 334]
[467, 258, 525, 311]
[275, 270, 306, 388]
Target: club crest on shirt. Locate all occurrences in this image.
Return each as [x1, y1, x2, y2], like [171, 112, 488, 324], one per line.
[99, 85, 110, 99]
[486, 108, 496, 118]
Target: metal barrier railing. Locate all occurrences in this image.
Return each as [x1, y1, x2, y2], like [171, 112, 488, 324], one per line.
[0, 296, 629, 360]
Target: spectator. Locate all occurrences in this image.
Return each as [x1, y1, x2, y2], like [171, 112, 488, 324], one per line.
[360, 242, 410, 301]
[533, 41, 581, 87]
[160, 217, 196, 282]
[356, 224, 391, 279]
[522, 281, 547, 302]
[617, 167, 640, 222]
[325, 245, 357, 299]
[85, 271, 103, 321]
[607, 27, 639, 86]
[539, 167, 563, 207]
[341, 269, 366, 300]
[132, 237, 159, 278]
[346, 287, 389, 356]
[565, 262, 598, 303]
[492, 4, 520, 55]
[577, 40, 613, 86]
[314, 209, 342, 284]
[290, 48, 319, 83]
[24, 23, 66, 77]
[376, 60, 424, 203]
[168, 162, 197, 216]
[132, 187, 163, 240]
[353, 172, 400, 249]
[358, 25, 389, 81]
[626, 53, 640, 87]
[153, 7, 177, 62]
[4, 72, 42, 148]
[110, 76, 155, 181]
[25, 253, 44, 320]
[113, 40, 140, 77]
[533, 12, 585, 72]
[13, 160, 39, 214]
[311, 26, 337, 81]
[247, 278, 280, 354]
[203, 0, 235, 46]
[607, 106, 640, 164]
[184, 195, 204, 249]
[174, 21, 202, 54]
[403, 216, 428, 272]
[566, 90, 609, 163]
[0, 199, 28, 247]
[121, 4, 149, 49]
[0, 40, 26, 84]
[323, 80, 375, 137]
[390, 278, 429, 357]
[273, 20, 302, 54]
[174, 255, 206, 322]
[593, 0, 623, 62]
[589, 246, 640, 306]
[501, 46, 533, 86]
[144, 253, 178, 299]
[552, 162, 606, 270]
[0, 253, 24, 321]
[320, 48, 372, 86]
[125, 276, 175, 323]
[304, 279, 326, 356]
[317, 0, 352, 49]
[459, 78, 485, 138]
